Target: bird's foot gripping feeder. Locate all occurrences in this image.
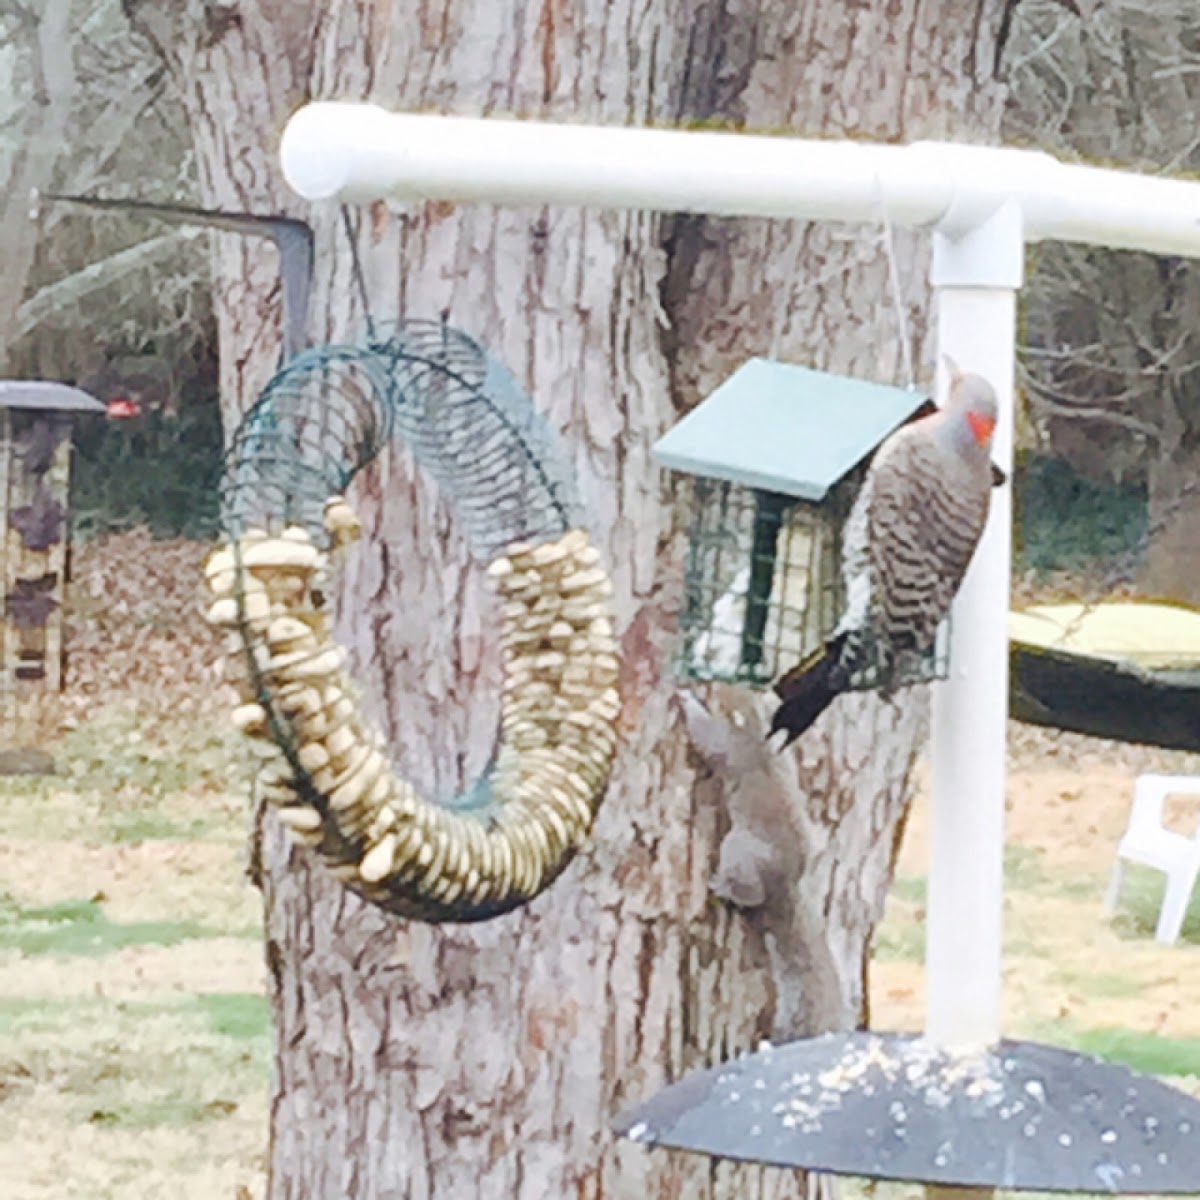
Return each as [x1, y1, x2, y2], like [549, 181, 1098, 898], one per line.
[203, 320, 619, 923]
[616, 1031, 1200, 1194]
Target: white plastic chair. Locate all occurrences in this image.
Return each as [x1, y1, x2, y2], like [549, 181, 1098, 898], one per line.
[1104, 773, 1200, 945]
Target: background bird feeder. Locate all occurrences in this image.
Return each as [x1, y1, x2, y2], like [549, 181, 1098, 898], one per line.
[654, 358, 939, 689]
[0, 381, 104, 743]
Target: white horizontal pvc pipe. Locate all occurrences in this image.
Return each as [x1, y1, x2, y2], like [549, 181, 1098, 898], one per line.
[282, 101, 1200, 257]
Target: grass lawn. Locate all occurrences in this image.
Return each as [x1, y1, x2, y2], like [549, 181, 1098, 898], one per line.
[0, 533, 267, 1199]
[874, 735, 1200, 1055]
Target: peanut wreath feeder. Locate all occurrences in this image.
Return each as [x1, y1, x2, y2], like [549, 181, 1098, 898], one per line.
[203, 322, 618, 922]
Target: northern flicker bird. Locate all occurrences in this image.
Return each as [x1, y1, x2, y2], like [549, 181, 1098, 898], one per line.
[769, 363, 999, 746]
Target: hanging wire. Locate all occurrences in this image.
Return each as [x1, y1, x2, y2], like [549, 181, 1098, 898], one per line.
[878, 205, 918, 392]
[341, 205, 378, 344]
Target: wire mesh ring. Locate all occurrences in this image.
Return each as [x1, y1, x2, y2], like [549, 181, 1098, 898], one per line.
[206, 324, 619, 922]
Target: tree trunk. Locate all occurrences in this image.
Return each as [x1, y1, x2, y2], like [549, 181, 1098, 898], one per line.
[123, 0, 317, 411]
[1145, 385, 1200, 606]
[141, 2, 1011, 1196]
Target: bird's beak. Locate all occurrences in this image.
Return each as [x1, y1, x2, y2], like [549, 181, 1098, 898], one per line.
[967, 411, 996, 446]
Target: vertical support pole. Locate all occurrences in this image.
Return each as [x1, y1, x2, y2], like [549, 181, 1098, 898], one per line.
[925, 202, 1023, 1044]
[924, 200, 1022, 1200]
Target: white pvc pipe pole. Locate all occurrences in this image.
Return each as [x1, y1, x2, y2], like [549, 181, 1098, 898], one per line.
[282, 102, 953, 223]
[281, 102, 1200, 257]
[926, 205, 1022, 1050]
[922, 207, 1022, 1200]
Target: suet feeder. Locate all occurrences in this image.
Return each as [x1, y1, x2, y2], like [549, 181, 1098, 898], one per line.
[0, 381, 104, 736]
[654, 358, 939, 689]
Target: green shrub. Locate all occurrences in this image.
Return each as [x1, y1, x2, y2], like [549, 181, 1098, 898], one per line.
[70, 401, 223, 539]
[1014, 454, 1147, 575]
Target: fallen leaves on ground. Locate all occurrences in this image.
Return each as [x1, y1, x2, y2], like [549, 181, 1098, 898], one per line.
[61, 529, 233, 724]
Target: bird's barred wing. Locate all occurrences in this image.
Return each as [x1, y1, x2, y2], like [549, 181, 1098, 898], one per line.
[864, 433, 990, 651]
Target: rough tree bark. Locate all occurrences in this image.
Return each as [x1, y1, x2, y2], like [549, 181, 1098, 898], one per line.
[1145, 400, 1200, 605]
[135, 2, 1012, 1196]
[123, 0, 317, 412]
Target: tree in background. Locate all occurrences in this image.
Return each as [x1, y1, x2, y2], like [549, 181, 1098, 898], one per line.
[0, 0, 227, 536]
[1006, 0, 1200, 602]
[0, 0, 77, 373]
[126, 2, 1022, 1197]
[1, 0, 207, 384]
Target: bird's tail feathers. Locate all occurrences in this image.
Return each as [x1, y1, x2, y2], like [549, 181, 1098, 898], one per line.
[769, 633, 849, 747]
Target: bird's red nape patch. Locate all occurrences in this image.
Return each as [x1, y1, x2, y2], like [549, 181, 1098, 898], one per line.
[967, 410, 996, 446]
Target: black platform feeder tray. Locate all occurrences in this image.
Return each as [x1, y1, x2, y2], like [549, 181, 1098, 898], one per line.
[614, 1032, 1200, 1193]
[1009, 640, 1200, 754]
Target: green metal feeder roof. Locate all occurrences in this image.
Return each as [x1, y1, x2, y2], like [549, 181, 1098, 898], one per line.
[654, 358, 931, 501]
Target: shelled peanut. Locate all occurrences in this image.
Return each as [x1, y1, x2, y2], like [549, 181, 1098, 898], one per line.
[480, 526, 620, 898]
[200, 506, 620, 918]
[204, 520, 388, 843]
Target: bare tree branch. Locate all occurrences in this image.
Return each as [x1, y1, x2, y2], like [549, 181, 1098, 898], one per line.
[0, 0, 77, 369]
[1022, 388, 1161, 437]
[13, 229, 199, 338]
